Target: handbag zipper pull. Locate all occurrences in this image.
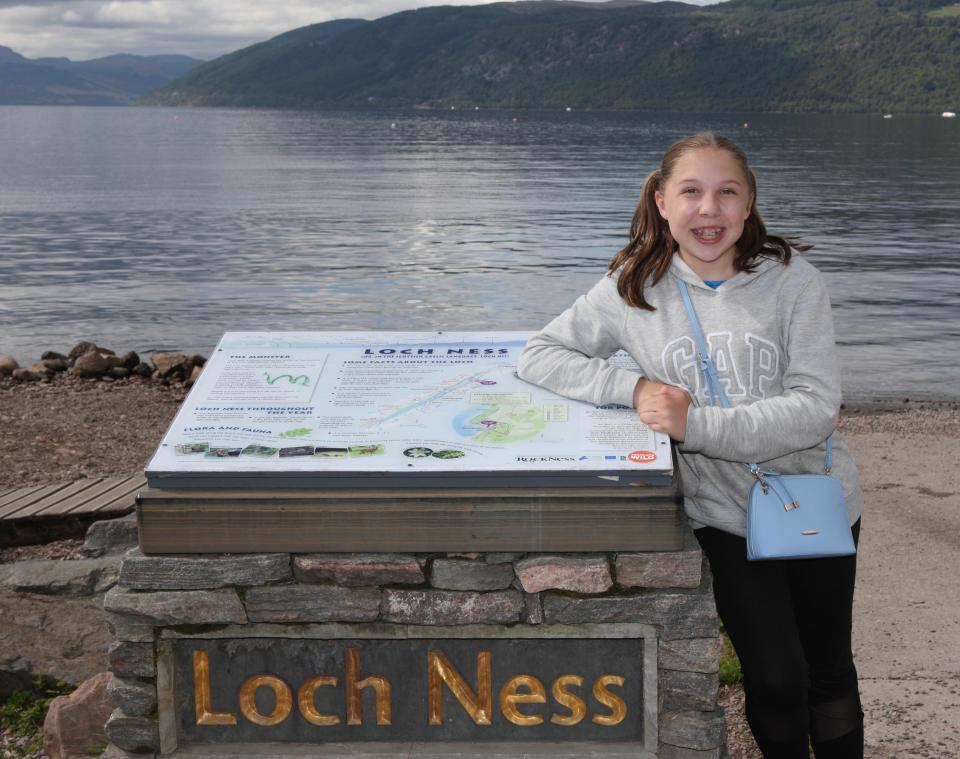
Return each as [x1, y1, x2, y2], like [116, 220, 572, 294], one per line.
[749, 465, 770, 495]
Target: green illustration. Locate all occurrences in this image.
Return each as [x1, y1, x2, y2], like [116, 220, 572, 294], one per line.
[432, 449, 465, 459]
[175, 442, 209, 455]
[348, 444, 385, 457]
[468, 405, 545, 444]
[241, 444, 279, 458]
[264, 372, 310, 386]
[204, 447, 241, 458]
[279, 427, 312, 438]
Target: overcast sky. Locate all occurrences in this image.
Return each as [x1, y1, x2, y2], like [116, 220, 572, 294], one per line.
[1, 0, 723, 61]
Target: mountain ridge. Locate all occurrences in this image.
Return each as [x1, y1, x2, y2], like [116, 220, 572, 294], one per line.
[142, 0, 959, 113]
[0, 46, 205, 105]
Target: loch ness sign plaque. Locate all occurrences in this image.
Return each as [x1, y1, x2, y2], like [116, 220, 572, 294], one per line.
[155, 624, 659, 754]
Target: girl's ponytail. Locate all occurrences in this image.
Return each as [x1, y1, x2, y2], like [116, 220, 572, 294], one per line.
[608, 169, 677, 311]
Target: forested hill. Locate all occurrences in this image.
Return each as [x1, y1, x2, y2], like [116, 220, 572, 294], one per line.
[143, 0, 960, 113]
[0, 47, 203, 105]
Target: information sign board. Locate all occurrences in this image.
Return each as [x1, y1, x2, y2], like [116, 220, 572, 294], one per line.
[145, 332, 672, 488]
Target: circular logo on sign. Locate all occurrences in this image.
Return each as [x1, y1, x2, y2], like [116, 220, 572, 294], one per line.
[628, 450, 657, 463]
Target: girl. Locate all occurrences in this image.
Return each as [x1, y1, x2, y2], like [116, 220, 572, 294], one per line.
[517, 132, 864, 758]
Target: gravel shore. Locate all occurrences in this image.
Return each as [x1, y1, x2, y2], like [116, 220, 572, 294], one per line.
[0, 374, 186, 489]
[1, 373, 958, 758]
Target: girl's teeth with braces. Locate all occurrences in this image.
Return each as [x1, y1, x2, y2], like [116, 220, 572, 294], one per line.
[694, 228, 722, 240]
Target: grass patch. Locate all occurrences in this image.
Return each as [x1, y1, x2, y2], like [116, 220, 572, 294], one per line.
[719, 628, 744, 686]
[0, 679, 75, 756]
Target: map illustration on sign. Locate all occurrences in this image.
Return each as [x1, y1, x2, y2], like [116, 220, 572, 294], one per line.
[145, 332, 673, 488]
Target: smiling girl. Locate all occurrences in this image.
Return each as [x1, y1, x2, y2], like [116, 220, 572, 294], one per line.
[518, 132, 864, 758]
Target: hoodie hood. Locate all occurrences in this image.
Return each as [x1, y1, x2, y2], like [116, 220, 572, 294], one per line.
[668, 253, 784, 292]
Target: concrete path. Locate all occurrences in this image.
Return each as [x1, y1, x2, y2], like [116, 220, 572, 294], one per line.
[845, 423, 960, 758]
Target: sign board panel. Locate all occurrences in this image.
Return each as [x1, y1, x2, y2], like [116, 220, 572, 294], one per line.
[161, 634, 650, 748]
[146, 332, 672, 489]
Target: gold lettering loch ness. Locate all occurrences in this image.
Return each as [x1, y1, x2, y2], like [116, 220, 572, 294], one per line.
[191, 647, 627, 728]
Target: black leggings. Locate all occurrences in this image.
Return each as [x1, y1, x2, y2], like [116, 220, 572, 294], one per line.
[694, 520, 863, 759]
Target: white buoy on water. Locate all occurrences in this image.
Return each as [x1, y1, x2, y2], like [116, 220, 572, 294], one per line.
[943, 111, 957, 118]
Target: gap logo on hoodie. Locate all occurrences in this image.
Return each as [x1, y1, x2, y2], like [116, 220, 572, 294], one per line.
[660, 332, 780, 402]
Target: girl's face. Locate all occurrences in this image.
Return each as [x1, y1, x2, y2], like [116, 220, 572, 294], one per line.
[655, 148, 754, 280]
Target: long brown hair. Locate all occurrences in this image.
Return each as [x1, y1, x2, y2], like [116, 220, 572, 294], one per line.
[609, 132, 809, 310]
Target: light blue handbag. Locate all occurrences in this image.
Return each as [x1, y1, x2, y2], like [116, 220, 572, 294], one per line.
[676, 279, 856, 561]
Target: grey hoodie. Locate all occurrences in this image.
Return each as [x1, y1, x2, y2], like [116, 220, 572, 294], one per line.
[517, 254, 863, 537]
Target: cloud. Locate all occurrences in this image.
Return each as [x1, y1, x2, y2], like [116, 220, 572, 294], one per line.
[0, 0, 723, 61]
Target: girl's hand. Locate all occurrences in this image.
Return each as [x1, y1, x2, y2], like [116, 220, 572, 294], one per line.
[633, 378, 674, 409]
[636, 382, 691, 441]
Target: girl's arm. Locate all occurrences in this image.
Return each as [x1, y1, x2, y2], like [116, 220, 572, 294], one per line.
[681, 272, 841, 462]
[517, 274, 639, 408]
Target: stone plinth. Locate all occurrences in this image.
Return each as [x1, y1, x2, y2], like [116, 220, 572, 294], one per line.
[104, 538, 724, 758]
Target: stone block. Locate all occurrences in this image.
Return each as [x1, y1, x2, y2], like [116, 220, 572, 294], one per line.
[103, 588, 247, 626]
[105, 612, 154, 643]
[82, 515, 139, 558]
[661, 670, 719, 712]
[104, 709, 159, 753]
[542, 591, 718, 640]
[2, 557, 120, 596]
[523, 593, 544, 624]
[429, 559, 515, 591]
[42, 672, 112, 759]
[107, 675, 157, 717]
[119, 551, 291, 590]
[293, 553, 423, 586]
[514, 555, 613, 594]
[660, 709, 726, 752]
[108, 641, 155, 680]
[0, 589, 112, 687]
[485, 552, 522, 564]
[381, 589, 523, 625]
[244, 585, 380, 623]
[659, 638, 722, 674]
[616, 546, 703, 589]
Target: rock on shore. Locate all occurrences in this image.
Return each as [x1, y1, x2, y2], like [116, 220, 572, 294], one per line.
[0, 341, 206, 385]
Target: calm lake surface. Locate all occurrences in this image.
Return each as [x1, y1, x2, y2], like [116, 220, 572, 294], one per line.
[0, 106, 957, 400]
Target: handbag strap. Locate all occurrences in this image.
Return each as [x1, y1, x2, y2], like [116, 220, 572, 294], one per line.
[675, 278, 833, 477]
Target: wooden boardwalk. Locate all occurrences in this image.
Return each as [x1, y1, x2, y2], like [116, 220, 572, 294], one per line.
[0, 474, 144, 522]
